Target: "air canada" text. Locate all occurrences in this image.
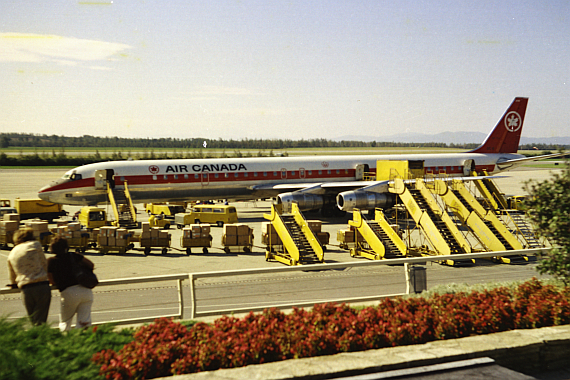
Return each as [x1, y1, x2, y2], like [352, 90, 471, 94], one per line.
[165, 164, 248, 173]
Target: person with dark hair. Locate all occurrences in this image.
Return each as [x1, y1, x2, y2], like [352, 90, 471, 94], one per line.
[47, 235, 95, 331]
[7, 227, 52, 325]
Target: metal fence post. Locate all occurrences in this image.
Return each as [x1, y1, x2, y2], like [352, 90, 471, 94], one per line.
[189, 273, 196, 320]
[177, 278, 184, 320]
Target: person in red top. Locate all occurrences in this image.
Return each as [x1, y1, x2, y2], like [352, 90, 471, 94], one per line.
[47, 236, 95, 331]
[7, 227, 52, 325]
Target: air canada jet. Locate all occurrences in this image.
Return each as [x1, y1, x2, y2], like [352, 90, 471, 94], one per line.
[38, 97, 564, 214]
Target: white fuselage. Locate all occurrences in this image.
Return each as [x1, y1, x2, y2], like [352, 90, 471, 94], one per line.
[38, 152, 523, 206]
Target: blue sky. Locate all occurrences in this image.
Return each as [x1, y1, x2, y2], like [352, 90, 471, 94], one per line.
[1, 1, 568, 141]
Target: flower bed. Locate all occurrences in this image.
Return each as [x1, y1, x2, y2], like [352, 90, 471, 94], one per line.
[93, 278, 570, 380]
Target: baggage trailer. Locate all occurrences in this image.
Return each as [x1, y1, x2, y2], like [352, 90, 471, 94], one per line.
[181, 225, 212, 254]
[139, 222, 171, 255]
[180, 236, 212, 255]
[96, 226, 135, 254]
[0, 230, 15, 249]
[0, 214, 19, 249]
[140, 236, 171, 255]
[222, 224, 253, 253]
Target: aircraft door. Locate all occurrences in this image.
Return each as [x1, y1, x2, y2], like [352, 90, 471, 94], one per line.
[201, 173, 209, 186]
[355, 164, 367, 180]
[463, 159, 475, 176]
[281, 168, 287, 179]
[300, 168, 305, 179]
[95, 169, 114, 190]
[95, 170, 106, 190]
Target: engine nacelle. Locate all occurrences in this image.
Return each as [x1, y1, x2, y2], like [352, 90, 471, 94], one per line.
[277, 192, 324, 213]
[336, 191, 396, 212]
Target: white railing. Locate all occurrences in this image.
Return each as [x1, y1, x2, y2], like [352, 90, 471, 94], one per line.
[1, 248, 550, 326]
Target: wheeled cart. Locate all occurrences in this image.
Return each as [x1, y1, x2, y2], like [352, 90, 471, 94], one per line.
[181, 236, 212, 255]
[140, 236, 171, 255]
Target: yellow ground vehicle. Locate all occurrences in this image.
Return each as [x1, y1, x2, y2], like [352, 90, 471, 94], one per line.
[175, 204, 238, 228]
[148, 214, 172, 229]
[78, 207, 108, 229]
[145, 203, 186, 217]
[507, 195, 527, 211]
[14, 198, 67, 222]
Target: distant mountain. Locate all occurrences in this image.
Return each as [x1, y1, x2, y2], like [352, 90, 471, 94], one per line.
[334, 132, 570, 146]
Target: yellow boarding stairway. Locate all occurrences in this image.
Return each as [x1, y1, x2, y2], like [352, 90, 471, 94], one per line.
[507, 212, 544, 249]
[107, 181, 138, 229]
[390, 178, 474, 266]
[473, 171, 543, 250]
[348, 208, 407, 260]
[472, 171, 510, 210]
[264, 203, 324, 266]
[434, 179, 528, 264]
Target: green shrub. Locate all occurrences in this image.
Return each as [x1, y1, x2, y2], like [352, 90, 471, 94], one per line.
[0, 318, 132, 380]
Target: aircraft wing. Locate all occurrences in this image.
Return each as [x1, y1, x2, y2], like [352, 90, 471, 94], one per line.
[251, 175, 506, 196]
[251, 181, 379, 195]
[496, 152, 568, 170]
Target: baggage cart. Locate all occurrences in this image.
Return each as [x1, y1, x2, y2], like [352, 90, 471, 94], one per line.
[180, 235, 212, 255]
[140, 236, 171, 255]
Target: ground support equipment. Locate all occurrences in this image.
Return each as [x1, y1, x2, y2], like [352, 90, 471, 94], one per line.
[440, 179, 528, 264]
[66, 234, 91, 253]
[0, 230, 15, 249]
[140, 236, 171, 255]
[390, 178, 473, 266]
[106, 180, 138, 228]
[348, 208, 407, 260]
[181, 236, 212, 255]
[263, 203, 324, 266]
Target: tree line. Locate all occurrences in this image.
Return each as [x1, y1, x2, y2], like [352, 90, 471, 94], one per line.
[2, 132, 567, 151]
[0, 132, 488, 150]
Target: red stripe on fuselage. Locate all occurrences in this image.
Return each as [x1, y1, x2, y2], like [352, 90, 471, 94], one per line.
[40, 164, 487, 194]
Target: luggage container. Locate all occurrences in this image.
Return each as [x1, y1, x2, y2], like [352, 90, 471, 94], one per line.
[180, 224, 212, 254]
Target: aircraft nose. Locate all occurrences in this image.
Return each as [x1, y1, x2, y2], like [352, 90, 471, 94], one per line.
[38, 186, 52, 202]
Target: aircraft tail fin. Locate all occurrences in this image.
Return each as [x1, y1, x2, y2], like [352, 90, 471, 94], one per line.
[469, 97, 528, 154]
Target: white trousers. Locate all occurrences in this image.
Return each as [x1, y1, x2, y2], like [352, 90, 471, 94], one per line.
[59, 284, 93, 331]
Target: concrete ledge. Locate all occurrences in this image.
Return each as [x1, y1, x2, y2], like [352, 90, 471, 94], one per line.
[161, 324, 570, 380]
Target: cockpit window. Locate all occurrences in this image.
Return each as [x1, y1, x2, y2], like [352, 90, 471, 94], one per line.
[70, 173, 82, 180]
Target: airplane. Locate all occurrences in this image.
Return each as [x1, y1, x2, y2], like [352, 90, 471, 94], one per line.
[38, 97, 565, 214]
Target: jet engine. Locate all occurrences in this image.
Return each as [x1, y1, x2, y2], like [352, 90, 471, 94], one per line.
[336, 191, 397, 212]
[277, 192, 324, 212]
